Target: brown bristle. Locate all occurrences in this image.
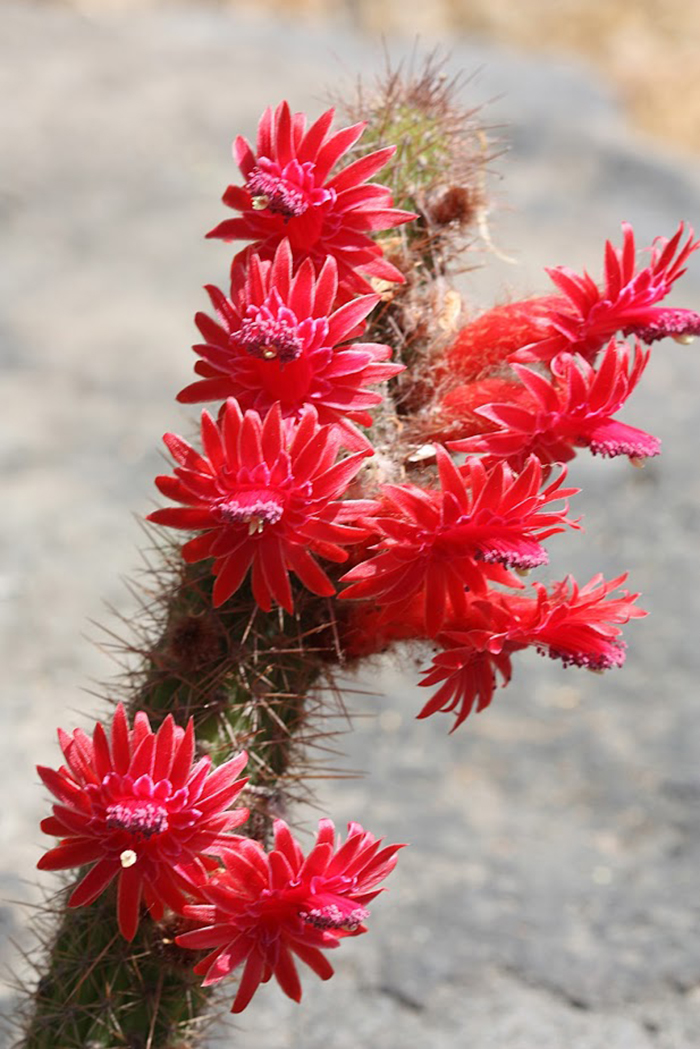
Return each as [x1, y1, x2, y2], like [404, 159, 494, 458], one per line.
[429, 185, 477, 226]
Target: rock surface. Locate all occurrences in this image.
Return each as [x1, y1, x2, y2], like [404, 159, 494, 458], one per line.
[1, 3, 699, 1047]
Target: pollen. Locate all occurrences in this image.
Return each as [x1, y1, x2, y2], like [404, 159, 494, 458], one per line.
[120, 849, 138, 868]
[238, 314, 304, 365]
[247, 166, 309, 219]
[219, 491, 285, 534]
[299, 903, 369, 932]
[106, 801, 169, 839]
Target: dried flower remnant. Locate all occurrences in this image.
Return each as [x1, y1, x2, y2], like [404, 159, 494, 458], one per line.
[208, 100, 415, 297]
[37, 704, 249, 940]
[177, 818, 404, 1013]
[148, 400, 376, 613]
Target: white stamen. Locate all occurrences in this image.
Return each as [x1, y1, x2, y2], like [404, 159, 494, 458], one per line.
[248, 515, 264, 536]
[120, 849, 138, 868]
[251, 195, 270, 211]
[673, 333, 695, 345]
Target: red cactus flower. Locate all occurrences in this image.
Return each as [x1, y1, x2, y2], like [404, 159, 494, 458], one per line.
[178, 240, 403, 451]
[207, 101, 415, 297]
[418, 573, 645, 730]
[148, 400, 375, 613]
[37, 704, 249, 940]
[176, 818, 404, 1013]
[340, 446, 578, 635]
[511, 222, 700, 364]
[451, 339, 660, 470]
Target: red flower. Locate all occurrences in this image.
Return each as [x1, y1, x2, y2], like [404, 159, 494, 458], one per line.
[207, 101, 415, 297]
[340, 446, 578, 635]
[176, 819, 404, 1013]
[451, 339, 661, 470]
[148, 400, 375, 612]
[178, 240, 402, 451]
[418, 574, 646, 730]
[37, 704, 249, 940]
[511, 222, 700, 364]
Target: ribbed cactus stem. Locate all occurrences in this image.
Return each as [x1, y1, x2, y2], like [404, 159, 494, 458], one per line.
[25, 888, 209, 1049]
[24, 560, 336, 1048]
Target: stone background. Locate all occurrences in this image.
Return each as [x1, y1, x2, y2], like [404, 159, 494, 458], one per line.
[1, 3, 700, 1046]
[43, 0, 700, 155]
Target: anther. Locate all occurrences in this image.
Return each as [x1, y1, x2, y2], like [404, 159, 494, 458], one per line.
[120, 849, 138, 868]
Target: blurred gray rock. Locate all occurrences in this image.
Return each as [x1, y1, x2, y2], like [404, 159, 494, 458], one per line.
[2, 3, 700, 1046]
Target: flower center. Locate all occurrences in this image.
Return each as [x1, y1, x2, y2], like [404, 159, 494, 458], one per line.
[247, 165, 310, 219]
[106, 800, 169, 839]
[218, 490, 285, 535]
[299, 903, 369, 932]
[238, 315, 304, 364]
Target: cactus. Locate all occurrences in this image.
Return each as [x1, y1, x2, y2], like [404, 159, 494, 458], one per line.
[16, 56, 699, 1048]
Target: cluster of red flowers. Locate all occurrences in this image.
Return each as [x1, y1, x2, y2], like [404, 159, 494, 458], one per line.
[38, 705, 402, 1012]
[400, 221, 699, 728]
[38, 101, 414, 1014]
[38, 99, 698, 1010]
[440, 222, 700, 466]
[148, 104, 699, 727]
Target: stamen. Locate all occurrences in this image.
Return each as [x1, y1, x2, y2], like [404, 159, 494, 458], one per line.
[106, 801, 169, 839]
[120, 849, 138, 868]
[238, 315, 303, 365]
[247, 166, 309, 219]
[219, 492, 284, 535]
[299, 903, 369, 932]
[547, 644, 626, 670]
